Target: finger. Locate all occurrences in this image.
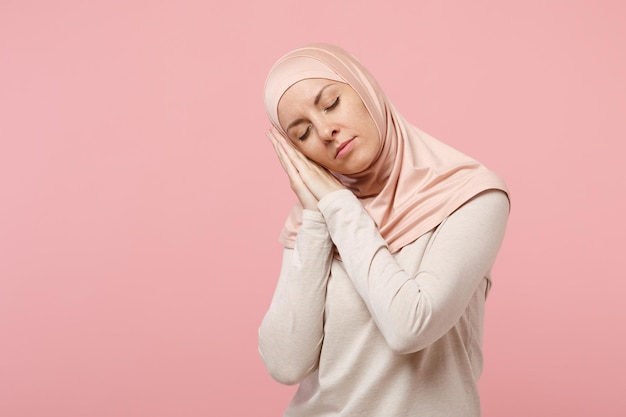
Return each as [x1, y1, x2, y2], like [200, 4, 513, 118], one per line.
[267, 128, 341, 192]
[268, 130, 305, 184]
[267, 127, 309, 166]
[265, 130, 319, 210]
[275, 141, 319, 205]
[267, 131, 294, 174]
[267, 129, 335, 190]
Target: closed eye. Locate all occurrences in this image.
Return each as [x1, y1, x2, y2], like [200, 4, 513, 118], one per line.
[298, 125, 312, 141]
[324, 96, 340, 112]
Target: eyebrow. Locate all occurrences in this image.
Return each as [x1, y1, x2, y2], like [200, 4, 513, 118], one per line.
[286, 83, 334, 131]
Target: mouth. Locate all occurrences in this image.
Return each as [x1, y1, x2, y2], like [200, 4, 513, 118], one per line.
[335, 137, 355, 158]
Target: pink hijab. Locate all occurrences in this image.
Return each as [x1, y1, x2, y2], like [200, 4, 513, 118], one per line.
[264, 43, 508, 254]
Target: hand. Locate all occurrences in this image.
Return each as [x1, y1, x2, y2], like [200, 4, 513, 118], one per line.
[266, 127, 345, 211]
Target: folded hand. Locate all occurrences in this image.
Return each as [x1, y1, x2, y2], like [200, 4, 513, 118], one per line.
[266, 127, 345, 211]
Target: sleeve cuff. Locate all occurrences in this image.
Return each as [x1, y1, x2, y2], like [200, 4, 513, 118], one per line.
[302, 209, 326, 224]
[317, 189, 357, 213]
[298, 208, 331, 243]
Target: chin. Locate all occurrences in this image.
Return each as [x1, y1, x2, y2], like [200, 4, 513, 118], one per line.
[338, 163, 370, 176]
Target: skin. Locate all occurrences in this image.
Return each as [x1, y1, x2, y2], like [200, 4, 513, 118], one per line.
[266, 78, 380, 211]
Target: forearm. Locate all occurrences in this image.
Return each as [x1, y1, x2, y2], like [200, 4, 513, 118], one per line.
[319, 189, 509, 354]
[258, 210, 333, 384]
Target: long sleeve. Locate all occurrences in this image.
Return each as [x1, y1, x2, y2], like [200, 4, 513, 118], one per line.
[318, 188, 509, 354]
[258, 210, 334, 385]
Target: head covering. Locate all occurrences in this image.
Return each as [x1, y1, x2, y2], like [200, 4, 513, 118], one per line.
[265, 43, 508, 253]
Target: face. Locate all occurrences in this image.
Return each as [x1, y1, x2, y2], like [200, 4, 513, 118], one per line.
[277, 78, 380, 175]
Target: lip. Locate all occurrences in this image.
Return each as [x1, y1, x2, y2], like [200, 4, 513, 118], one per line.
[335, 138, 356, 158]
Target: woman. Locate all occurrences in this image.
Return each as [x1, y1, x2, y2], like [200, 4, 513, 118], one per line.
[259, 43, 509, 417]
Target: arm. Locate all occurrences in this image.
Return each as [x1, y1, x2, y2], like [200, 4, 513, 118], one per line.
[318, 189, 510, 354]
[258, 210, 334, 385]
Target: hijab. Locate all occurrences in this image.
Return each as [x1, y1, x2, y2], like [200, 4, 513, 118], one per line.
[264, 43, 508, 254]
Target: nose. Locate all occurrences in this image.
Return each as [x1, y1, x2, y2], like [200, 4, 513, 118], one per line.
[318, 120, 338, 142]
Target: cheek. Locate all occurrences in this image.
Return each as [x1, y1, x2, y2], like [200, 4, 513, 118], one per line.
[354, 103, 377, 135]
[359, 113, 378, 141]
[363, 110, 380, 141]
[296, 142, 323, 163]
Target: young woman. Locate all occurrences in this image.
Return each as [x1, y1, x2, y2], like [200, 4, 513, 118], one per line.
[259, 43, 509, 417]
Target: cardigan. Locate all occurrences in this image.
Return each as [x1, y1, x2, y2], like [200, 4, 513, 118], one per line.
[259, 189, 509, 416]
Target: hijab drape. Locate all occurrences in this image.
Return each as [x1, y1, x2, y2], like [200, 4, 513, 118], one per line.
[264, 43, 508, 254]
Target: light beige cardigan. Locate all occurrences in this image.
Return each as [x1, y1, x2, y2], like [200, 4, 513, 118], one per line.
[259, 189, 509, 416]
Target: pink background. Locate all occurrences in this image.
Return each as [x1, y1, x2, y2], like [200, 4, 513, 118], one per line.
[1, 0, 624, 415]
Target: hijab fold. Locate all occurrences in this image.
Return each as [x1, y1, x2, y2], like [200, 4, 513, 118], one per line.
[264, 44, 508, 254]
